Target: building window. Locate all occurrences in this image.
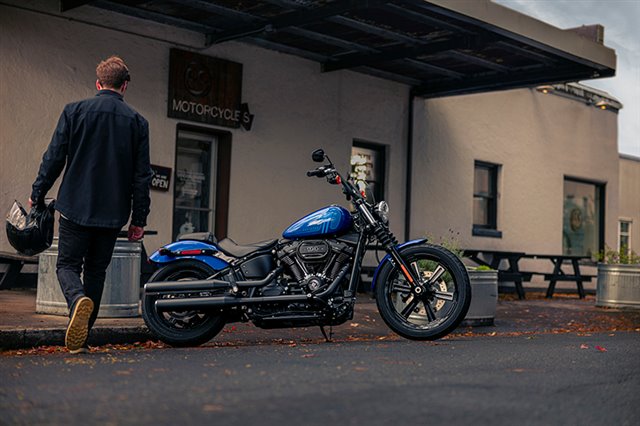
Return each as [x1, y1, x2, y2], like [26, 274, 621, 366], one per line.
[173, 129, 218, 241]
[351, 141, 386, 203]
[473, 161, 501, 238]
[619, 220, 632, 255]
[562, 177, 605, 257]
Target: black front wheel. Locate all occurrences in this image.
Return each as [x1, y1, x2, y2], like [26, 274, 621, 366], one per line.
[142, 260, 226, 347]
[375, 244, 471, 340]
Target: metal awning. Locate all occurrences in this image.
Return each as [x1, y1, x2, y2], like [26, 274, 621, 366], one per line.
[62, 0, 617, 98]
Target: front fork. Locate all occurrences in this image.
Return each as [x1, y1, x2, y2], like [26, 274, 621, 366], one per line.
[353, 200, 433, 298]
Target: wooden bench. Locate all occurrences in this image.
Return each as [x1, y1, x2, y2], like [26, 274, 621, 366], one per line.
[0, 251, 39, 289]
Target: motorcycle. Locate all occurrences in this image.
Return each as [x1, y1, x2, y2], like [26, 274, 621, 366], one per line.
[142, 149, 471, 346]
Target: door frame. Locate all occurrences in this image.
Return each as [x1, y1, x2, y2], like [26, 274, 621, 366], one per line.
[173, 123, 232, 240]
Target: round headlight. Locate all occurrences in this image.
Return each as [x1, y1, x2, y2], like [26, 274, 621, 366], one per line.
[375, 201, 390, 224]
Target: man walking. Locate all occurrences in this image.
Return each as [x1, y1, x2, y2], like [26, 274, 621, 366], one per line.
[30, 56, 152, 353]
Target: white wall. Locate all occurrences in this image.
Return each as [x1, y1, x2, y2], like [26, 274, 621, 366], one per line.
[0, 3, 409, 253]
[619, 156, 640, 254]
[412, 88, 620, 255]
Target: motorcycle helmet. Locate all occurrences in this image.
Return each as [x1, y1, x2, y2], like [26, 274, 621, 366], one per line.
[6, 199, 56, 256]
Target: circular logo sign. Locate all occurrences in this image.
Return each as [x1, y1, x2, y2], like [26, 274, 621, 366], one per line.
[184, 60, 211, 97]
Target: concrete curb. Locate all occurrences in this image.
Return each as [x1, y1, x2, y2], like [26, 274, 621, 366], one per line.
[0, 326, 153, 350]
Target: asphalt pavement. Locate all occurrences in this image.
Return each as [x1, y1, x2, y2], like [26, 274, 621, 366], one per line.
[1, 288, 639, 425]
[1, 332, 638, 425]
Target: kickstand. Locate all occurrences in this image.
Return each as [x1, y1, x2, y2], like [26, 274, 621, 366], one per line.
[320, 325, 333, 343]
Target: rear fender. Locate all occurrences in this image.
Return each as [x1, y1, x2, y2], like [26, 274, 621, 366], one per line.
[149, 240, 230, 271]
[370, 239, 428, 290]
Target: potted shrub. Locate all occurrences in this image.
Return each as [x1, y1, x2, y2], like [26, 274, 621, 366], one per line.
[463, 265, 498, 326]
[596, 246, 640, 309]
[431, 231, 498, 326]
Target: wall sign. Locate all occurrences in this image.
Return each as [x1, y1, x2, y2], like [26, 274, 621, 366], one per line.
[168, 49, 254, 130]
[150, 164, 172, 192]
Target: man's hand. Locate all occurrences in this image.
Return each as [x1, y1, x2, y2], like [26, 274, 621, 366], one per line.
[128, 225, 144, 242]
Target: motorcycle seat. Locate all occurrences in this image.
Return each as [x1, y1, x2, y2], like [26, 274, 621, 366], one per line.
[177, 232, 217, 245]
[217, 237, 278, 258]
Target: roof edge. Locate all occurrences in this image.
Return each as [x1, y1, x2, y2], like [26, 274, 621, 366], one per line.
[620, 154, 640, 162]
[425, 0, 616, 71]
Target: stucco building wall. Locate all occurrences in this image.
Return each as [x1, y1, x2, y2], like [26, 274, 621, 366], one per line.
[0, 4, 409, 253]
[619, 155, 640, 253]
[0, 2, 625, 264]
[411, 88, 620, 255]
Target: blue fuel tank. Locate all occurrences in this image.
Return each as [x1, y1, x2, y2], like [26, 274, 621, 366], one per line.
[283, 205, 353, 240]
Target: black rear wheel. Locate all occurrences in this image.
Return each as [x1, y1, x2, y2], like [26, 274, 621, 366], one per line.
[375, 244, 471, 340]
[142, 260, 226, 347]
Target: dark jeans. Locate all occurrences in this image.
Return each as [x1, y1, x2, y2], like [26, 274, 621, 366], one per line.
[56, 217, 120, 331]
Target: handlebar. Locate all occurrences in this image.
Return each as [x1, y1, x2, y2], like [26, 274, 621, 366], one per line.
[307, 165, 332, 178]
[306, 163, 368, 205]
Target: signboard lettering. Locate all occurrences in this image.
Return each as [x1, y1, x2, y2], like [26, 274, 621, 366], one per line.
[168, 49, 254, 130]
[150, 164, 172, 192]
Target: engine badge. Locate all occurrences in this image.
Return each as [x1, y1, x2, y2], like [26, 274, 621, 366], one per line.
[298, 241, 329, 260]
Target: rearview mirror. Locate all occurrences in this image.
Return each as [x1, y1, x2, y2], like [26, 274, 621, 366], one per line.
[311, 149, 325, 163]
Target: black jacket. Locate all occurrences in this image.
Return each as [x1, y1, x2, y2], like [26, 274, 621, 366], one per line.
[31, 90, 152, 228]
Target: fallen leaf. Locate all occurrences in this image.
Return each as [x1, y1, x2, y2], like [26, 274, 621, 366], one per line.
[595, 345, 607, 352]
[202, 404, 224, 412]
[301, 354, 315, 358]
[580, 344, 589, 349]
[350, 323, 360, 327]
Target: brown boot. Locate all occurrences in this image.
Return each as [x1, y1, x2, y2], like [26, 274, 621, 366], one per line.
[65, 297, 94, 351]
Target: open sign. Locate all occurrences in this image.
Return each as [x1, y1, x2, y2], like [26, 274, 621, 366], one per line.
[150, 164, 172, 192]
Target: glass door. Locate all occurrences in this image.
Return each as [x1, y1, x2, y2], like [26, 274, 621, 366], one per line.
[562, 178, 604, 257]
[173, 130, 217, 240]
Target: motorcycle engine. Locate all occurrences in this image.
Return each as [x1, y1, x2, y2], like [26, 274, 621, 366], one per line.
[277, 239, 354, 294]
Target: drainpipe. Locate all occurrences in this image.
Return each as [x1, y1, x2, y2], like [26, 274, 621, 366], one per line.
[404, 90, 416, 242]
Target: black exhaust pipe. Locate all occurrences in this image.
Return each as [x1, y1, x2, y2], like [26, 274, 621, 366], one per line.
[144, 268, 282, 295]
[155, 294, 309, 312]
[144, 279, 229, 294]
[154, 265, 349, 312]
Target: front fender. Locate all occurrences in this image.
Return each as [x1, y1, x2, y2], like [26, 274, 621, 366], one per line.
[149, 240, 230, 271]
[370, 239, 428, 290]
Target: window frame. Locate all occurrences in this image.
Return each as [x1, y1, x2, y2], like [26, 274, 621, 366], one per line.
[619, 219, 632, 254]
[172, 123, 232, 241]
[351, 140, 387, 203]
[562, 176, 606, 257]
[472, 160, 502, 238]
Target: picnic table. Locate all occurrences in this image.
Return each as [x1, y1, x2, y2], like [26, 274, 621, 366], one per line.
[463, 249, 528, 299]
[463, 249, 595, 299]
[521, 253, 594, 299]
[0, 251, 39, 289]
